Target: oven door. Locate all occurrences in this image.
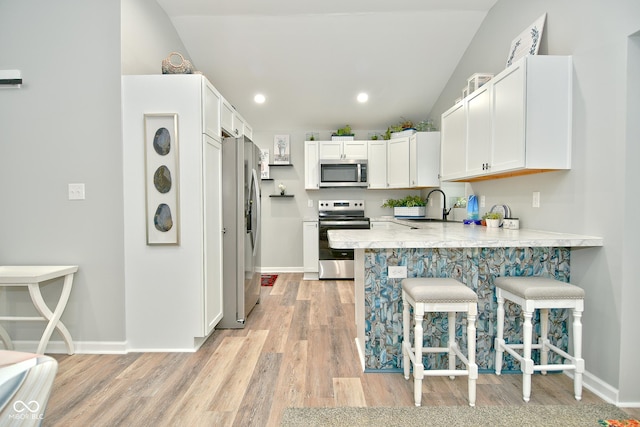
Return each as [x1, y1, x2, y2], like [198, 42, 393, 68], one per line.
[318, 219, 369, 279]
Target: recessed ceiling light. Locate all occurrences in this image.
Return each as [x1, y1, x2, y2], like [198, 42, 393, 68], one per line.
[357, 92, 369, 103]
[254, 93, 266, 104]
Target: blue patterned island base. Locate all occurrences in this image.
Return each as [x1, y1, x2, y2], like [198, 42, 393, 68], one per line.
[362, 247, 571, 372]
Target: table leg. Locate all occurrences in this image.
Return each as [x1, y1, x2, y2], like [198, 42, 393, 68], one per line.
[27, 273, 75, 354]
[0, 324, 14, 350]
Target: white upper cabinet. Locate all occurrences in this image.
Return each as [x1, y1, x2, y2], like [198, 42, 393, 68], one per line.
[409, 132, 440, 187]
[304, 140, 320, 190]
[367, 140, 387, 189]
[465, 85, 492, 176]
[221, 98, 251, 138]
[386, 133, 440, 189]
[202, 79, 222, 139]
[441, 55, 572, 182]
[244, 121, 253, 141]
[221, 99, 235, 136]
[440, 102, 467, 181]
[386, 137, 410, 188]
[318, 140, 368, 159]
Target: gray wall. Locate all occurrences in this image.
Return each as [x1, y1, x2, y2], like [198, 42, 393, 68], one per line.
[0, 1, 125, 348]
[429, 0, 640, 404]
[0, 0, 189, 351]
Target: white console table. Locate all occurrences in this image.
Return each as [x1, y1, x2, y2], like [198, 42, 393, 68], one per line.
[0, 265, 78, 354]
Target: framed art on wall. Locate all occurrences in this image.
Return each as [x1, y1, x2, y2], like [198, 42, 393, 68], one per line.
[144, 113, 180, 245]
[260, 149, 270, 179]
[273, 134, 290, 164]
[506, 13, 546, 67]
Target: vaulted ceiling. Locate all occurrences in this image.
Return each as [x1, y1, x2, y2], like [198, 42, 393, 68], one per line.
[156, 0, 498, 131]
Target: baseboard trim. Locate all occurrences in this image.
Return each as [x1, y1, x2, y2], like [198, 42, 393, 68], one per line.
[566, 369, 640, 407]
[10, 340, 128, 354]
[258, 267, 303, 274]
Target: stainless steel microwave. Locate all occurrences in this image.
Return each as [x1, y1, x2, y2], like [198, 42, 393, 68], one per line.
[319, 159, 368, 187]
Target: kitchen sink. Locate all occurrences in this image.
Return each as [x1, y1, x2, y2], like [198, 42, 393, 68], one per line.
[405, 218, 448, 222]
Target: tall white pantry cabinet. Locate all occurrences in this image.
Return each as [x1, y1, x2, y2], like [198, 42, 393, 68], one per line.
[122, 74, 224, 351]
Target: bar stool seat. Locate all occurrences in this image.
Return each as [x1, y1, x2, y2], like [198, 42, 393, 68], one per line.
[402, 278, 478, 407]
[494, 276, 585, 402]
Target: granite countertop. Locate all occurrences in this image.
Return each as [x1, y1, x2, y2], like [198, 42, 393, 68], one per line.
[328, 221, 603, 249]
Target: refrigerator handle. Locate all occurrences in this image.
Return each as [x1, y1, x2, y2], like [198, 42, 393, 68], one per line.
[251, 168, 261, 257]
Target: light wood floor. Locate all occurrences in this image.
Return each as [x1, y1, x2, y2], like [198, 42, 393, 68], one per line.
[45, 273, 639, 426]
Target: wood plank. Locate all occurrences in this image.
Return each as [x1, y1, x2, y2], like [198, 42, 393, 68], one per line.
[234, 352, 282, 426]
[265, 339, 308, 426]
[333, 377, 367, 406]
[207, 330, 269, 413]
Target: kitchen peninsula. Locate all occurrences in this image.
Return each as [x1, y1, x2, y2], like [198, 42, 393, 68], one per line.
[328, 221, 603, 373]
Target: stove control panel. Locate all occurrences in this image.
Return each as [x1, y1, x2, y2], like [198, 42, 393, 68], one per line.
[318, 200, 365, 211]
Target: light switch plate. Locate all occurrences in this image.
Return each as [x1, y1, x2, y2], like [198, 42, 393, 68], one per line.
[388, 266, 407, 279]
[68, 183, 85, 200]
[532, 191, 540, 208]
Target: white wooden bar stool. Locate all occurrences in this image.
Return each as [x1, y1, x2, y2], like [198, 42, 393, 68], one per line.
[402, 278, 478, 407]
[494, 276, 585, 402]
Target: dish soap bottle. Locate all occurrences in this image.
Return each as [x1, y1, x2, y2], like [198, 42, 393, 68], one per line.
[467, 195, 479, 221]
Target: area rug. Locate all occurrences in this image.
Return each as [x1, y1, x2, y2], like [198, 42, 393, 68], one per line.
[598, 421, 640, 427]
[281, 404, 636, 427]
[261, 274, 278, 286]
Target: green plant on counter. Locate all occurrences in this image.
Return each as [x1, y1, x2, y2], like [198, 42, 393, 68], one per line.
[482, 212, 503, 220]
[382, 195, 426, 208]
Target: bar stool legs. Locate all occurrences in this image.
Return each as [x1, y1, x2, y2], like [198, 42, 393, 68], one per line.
[402, 278, 478, 407]
[494, 276, 585, 402]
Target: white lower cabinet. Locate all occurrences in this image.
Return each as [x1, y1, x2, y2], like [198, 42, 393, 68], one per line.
[303, 220, 319, 280]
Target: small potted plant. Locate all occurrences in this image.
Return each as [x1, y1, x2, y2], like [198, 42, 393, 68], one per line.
[332, 125, 354, 140]
[482, 212, 503, 228]
[382, 196, 426, 218]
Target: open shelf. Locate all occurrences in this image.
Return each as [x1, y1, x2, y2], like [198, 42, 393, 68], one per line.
[269, 194, 294, 198]
[268, 163, 293, 167]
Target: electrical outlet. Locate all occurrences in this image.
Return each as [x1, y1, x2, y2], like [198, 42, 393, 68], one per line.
[388, 266, 407, 279]
[480, 195, 486, 208]
[68, 183, 85, 200]
[308, 199, 314, 208]
[532, 191, 540, 208]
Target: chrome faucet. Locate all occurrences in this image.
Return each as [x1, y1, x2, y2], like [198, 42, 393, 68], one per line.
[426, 189, 452, 221]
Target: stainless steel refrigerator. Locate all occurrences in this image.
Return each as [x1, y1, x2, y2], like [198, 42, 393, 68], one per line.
[218, 135, 262, 329]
